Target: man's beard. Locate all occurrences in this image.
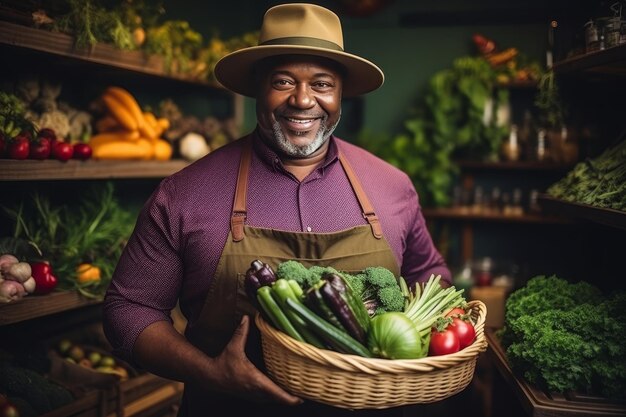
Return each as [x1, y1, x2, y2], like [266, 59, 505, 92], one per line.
[270, 111, 341, 158]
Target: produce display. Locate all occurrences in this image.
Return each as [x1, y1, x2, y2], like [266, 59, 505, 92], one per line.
[1, 182, 136, 299]
[497, 275, 626, 400]
[547, 138, 626, 211]
[246, 259, 472, 360]
[0, 254, 36, 303]
[90, 86, 172, 160]
[54, 339, 129, 380]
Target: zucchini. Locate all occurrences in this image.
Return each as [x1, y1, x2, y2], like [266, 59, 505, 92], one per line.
[256, 286, 305, 343]
[285, 297, 373, 358]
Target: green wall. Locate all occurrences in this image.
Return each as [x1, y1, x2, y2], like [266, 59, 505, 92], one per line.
[163, 0, 550, 138]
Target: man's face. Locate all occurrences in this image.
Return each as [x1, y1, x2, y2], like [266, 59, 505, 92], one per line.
[256, 55, 343, 158]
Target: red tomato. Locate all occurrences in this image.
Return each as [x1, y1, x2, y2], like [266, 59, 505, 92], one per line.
[52, 141, 74, 161]
[450, 317, 476, 349]
[37, 128, 57, 141]
[8, 136, 30, 159]
[429, 326, 460, 356]
[29, 137, 52, 160]
[73, 143, 92, 160]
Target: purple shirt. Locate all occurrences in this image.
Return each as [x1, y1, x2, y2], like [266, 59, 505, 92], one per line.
[103, 131, 450, 361]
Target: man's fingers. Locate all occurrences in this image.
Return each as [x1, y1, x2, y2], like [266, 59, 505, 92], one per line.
[228, 315, 249, 352]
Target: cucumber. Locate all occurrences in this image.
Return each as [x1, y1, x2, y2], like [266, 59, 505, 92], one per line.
[285, 297, 373, 358]
[256, 286, 305, 343]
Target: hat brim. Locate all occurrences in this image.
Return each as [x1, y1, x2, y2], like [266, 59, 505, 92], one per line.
[214, 45, 384, 98]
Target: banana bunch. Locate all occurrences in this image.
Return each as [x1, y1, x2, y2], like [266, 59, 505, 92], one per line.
[89, 86, 173, 160]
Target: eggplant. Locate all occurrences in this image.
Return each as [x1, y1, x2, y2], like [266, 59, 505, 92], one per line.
[244, 259, 277, 303]
[320, 281, 366, 344]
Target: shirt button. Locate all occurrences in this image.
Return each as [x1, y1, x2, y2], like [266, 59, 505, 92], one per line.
[306, 226, 312, 232]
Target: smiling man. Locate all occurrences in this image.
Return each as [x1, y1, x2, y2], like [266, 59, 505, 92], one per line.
[103, 4, 450, 417]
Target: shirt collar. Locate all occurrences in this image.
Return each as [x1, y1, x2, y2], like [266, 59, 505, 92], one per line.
[251, 128, 340, 173]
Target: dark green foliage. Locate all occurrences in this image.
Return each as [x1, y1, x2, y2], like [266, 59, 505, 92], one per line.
[499, 275, 626, 399]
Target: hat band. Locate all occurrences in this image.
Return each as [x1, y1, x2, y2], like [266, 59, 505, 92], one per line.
[259, 36, 344, 52]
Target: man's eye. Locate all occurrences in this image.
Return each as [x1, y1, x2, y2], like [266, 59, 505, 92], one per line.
[273, 79, 292, 87]
[314, 81, 333, 88]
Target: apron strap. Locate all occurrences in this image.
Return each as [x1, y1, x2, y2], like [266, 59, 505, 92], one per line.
[230, 138, 383, 240]
[231, 137, 252, 241]
[338, 151, 383, 239]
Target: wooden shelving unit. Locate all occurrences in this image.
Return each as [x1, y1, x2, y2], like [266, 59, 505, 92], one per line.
[422, 207, 570, 224]
[0, 290, 101, 326]
[538, 194, 626, 231]
[0, 18, 201, 417]
[0, 159, 190, 181]
[553, 43, 626, 76]
[487, 329, 626, 417]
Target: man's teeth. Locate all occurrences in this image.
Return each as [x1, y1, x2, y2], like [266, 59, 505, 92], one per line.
[287, 117, 315, 123]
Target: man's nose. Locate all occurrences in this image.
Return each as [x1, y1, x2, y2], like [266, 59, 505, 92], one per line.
[288, 84, 315, 108]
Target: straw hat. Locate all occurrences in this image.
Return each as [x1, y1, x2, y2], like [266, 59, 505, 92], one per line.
[213, 3, 384, 98]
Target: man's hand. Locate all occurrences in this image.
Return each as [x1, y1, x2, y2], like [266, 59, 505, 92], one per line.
[210, 315, 303, 405]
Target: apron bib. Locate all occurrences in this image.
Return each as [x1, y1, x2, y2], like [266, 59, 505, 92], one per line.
[181, 138, 402, 417]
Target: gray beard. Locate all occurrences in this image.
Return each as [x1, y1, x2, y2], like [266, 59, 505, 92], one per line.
[271, 112, 341, 158]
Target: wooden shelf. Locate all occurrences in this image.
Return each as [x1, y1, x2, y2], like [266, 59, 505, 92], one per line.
[456, 160, 574, 172]
[0, 20, 225, 90]
[487, 329, 626, 417]
[538, 194, 626, 231]
[0, 290, 102, 325]
[0, 159, 190, 181]
[422, 207, 570, 224]
[553, 43, 626, 76]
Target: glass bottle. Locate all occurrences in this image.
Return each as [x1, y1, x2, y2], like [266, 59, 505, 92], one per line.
[501, 124, 521, 162]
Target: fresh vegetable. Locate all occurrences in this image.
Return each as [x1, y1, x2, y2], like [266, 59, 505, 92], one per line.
[30, 261, 58, 295]
[449, 316, 476, 349]
[368, 312, 426, 359]
[0, 279, 27, 303]
[342, 266, 406, 315]
[319, 279, 366, 343]
[29, 137, 52, 160]
[498, 275, 626, 399]
[271, 279, 324, 348]
[429, 317, 460, 356]
[244, 259, 277, 303]
[52, 141, 74, 161]
[547, 138, 626, 211]
[76, 263, 101, 283]
[256, 285, 304, 343]
[324, 272, 371, 333]
[276, 259, 318, 289]
[8, 136, 29, 160]
[101, 93, 138, 131]
[305, 281, 345, 329]
[72, 143, 93, 160]
[285, 297, 372, 357]
[404, 274, 466, 338]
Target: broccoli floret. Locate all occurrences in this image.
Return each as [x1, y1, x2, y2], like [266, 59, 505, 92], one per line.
[276, 260, 326, 289]
[276, 260, 310, 287]
[377, 286, 405, 313]
[341, 266, 404, 315]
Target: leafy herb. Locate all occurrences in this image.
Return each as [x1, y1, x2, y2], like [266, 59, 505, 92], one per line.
[2, 182, 136, 298]
[355, 56, 509, 207]
[498, 275, 626, 399]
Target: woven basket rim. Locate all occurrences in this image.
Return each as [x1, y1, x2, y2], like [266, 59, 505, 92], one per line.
[256, 299, 488, 375]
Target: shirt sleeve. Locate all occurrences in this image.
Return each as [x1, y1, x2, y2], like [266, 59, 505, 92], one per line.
[400, 184, 452, 288]
[102, 178, 183, 363]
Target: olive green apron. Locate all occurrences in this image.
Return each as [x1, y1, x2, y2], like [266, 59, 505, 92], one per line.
[180, 138, 402, 417]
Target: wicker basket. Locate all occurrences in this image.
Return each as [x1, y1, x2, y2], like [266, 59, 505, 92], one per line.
[255, 299, 488, 410]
